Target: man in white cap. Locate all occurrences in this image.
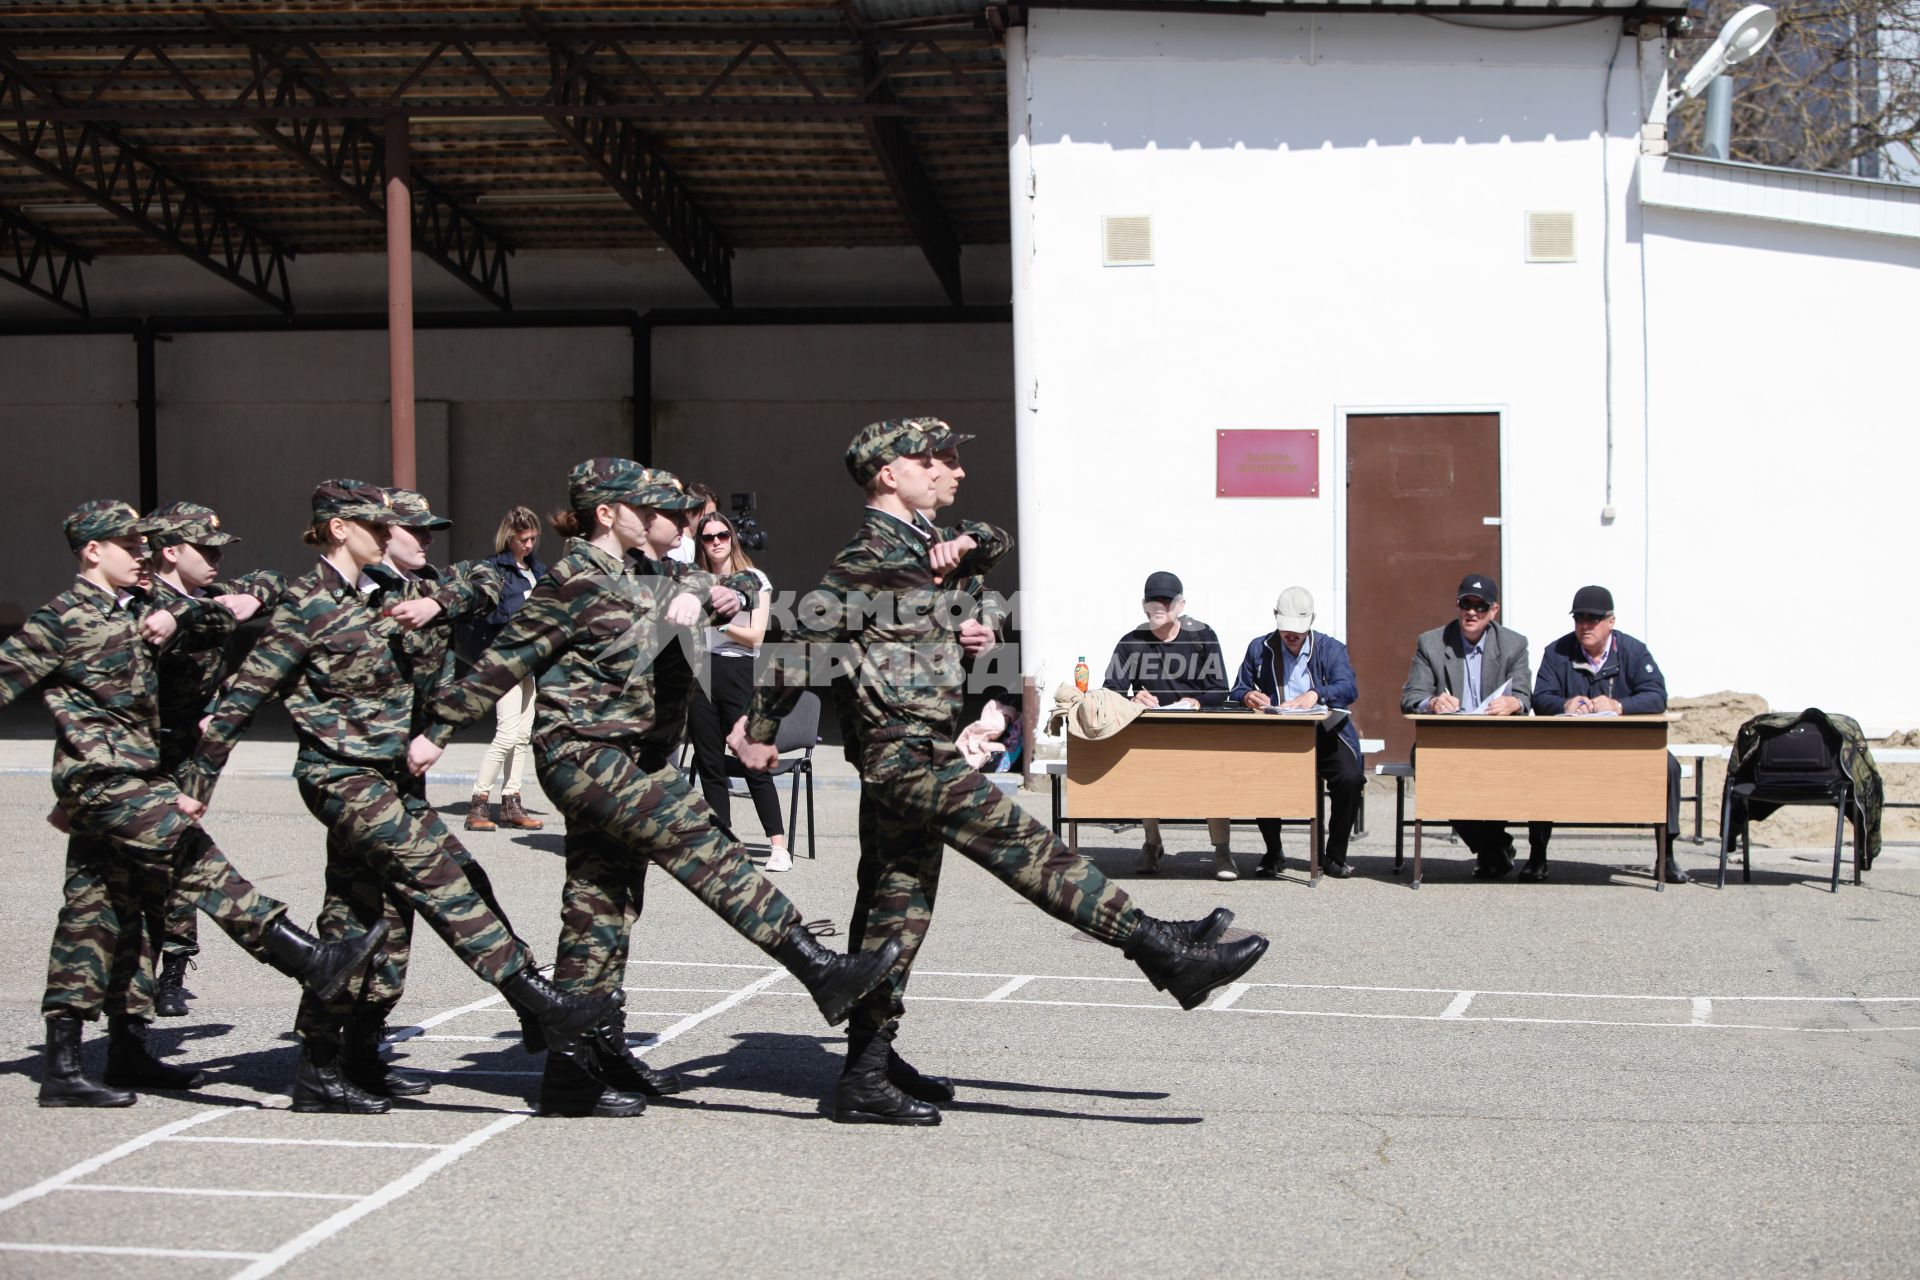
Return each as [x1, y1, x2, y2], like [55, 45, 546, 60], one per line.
[1229, 586, 1365, 878]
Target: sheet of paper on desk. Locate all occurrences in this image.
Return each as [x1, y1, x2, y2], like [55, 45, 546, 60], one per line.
[1556, 710, 1621, 717]
[1259, 706, 1350, 732]
[1462, 679, 1512, 714]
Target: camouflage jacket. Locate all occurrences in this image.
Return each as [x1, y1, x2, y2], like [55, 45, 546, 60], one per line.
[178, 558, 481, 800]
[747, 508, 1010, 751]
[385, 559, 504, 737]
[429, 538, 756, 754]
[1723, 708, 1885, 865]
[0, 578, 218, 797]
[150, 570, 290, 763]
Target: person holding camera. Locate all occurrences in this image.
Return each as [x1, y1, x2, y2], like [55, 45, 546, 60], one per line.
[685, 510, 790, 871]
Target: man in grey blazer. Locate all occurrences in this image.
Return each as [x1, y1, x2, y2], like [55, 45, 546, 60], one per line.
[1400, 573, 1547, 878]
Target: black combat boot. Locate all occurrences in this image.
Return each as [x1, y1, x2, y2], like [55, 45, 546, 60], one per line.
[290, 1039, 391, 1114]
[886, 1043, 955, 1105]
[589, 1011, 684, 1097]
[259, 916, 391, 1002]
[773, 930, 902, 1026]
[834, 1021, 939, 1126]
[499, 966, 622, 1063]
[1173, 907, 1234, 946]
[343, 1013, 431, 1098]
[536, 1050, 647, 1118]
[38, 1015, 135, 1108]
[1124, 915, 1271, 1011]
[154, 952, 193, 1018]
[104, 1014, 204, 1090]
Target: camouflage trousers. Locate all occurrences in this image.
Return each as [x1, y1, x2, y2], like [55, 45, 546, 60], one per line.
[291, 754, 531, 1045]
[536, 737, 806, 1000]
[157, 741, 199, 959]
[47, 772, 288, 1021]
[846, 736, 1143, 1033]
[293, 773, 528, 1050]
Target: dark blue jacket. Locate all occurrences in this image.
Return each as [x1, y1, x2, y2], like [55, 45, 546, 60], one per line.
[1532, 629, 1667, 715]
[1229, 630, 1362, 756]
[458, 549, 547, 659]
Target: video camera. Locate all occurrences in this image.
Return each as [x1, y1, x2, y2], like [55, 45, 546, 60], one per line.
[730, 492, 769, 552]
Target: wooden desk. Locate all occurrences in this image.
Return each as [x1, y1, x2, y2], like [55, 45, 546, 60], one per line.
[1405, 713, 1676, 890]
[1065, 709, 1330, 884]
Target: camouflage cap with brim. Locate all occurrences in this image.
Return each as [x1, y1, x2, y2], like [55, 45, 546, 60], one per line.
[568, 457, 700, 511]
[926, 422, 975, 452]
[383, 487, 453, 530]
[311, 479, 396, 525]
[844, 417, 950, 486]
[147, 500, 240, 547]
[64, 499, 163, 551]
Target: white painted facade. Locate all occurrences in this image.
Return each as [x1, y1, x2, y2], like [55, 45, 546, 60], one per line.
[1008, 10, 1919, 728]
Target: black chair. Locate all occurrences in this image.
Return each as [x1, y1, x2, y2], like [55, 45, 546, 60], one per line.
[1719, 714, 1865, 893]
[728, 690, 820, 860]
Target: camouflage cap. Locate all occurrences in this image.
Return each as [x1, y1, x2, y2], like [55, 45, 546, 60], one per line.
[63, 499, 162, 551]
[926, 421, 975, 452]
[383, 487, 453, 530]
[844, 417, 949, 486]
[567, 457, 700, 511]
[147, 500, 240, 548]
[311, 479, 395, 525]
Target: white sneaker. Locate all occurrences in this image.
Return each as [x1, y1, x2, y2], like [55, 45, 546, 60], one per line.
[764, 847, 793, 873]
[1137, 841, 1164, 875]
[1214, 847, 1238, 881]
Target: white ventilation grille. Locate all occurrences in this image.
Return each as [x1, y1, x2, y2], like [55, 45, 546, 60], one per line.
[1526, 211, 1577, 263]
[1103, 215, 1153, 266]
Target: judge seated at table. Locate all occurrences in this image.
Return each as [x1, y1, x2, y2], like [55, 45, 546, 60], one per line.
[1102, 569, 1235, 879]
[1230, 586, 1365, 880]
[1400, 572, 1548, 880]
[1532, 584, 1689, 885]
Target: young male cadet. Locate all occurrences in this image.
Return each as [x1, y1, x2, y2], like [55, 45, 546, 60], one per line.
[1531, 584, 1689, 884]
[1399, 572, 1544, 878]
[1230, 586, 1365, 878]
[733, 419, 1266, 1127]
[1101, 571, 1236, 878]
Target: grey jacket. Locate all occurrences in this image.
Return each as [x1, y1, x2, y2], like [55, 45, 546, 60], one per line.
[1399, 620, 1534, 714]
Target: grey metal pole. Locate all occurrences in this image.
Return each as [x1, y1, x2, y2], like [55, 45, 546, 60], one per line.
[1704, 76, 1733, 160]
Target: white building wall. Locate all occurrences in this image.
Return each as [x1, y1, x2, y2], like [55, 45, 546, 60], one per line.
[1014, 11, 1659, 700]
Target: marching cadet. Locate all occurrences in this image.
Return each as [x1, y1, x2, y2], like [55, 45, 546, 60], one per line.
[180, 480, 619, 1114]
[5, 500, 390, 1108]
[731, 420, 1270, 1126]
[407, 458, 900, 1118]
[290, 487, 531, 1102]
[142, 501, 289, 1019]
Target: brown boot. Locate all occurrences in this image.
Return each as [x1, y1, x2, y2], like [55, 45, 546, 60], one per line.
[498, 794, 544, 830]
[464, 795, 497, 832]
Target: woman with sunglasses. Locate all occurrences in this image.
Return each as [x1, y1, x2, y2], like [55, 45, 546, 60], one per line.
[685, 511, 790, 871]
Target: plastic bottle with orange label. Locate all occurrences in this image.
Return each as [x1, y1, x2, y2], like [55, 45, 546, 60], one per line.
[1073, 656, 1089, 693]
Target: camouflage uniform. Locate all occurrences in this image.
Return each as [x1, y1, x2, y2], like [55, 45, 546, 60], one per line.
[2, 502, 291, 1026]
[143, 502, 290, 966]
[747, 421, 1144, 1038]
[426, 460, 807, 1006]
[294, 488, 521, 1052]
[179, 483, 535, 1044]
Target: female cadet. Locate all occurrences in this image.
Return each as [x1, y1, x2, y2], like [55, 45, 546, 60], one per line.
[409, 459, 899, 1118]
[180, 480, 619, 1114]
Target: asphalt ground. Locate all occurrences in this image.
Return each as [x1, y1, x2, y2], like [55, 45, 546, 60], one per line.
[1, 746, 1916, 1279]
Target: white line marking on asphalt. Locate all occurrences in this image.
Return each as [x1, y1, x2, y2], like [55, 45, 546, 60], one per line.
[982, 976, 1035, 1002]
[633, 968, 795, 1056]
[0, 1107, 227, 1215]
[59, 1184, 363, 1202]
[0, 1241, 267, 1261]
[386, 991, 509, 1043]
[226, 1114, 528, 1280]
[1209, 983, 1250, 1011]
[1440, 992, 1477, 1019]
[1692, 998, 1714, 1025]
[165, 1137, 443, 1151]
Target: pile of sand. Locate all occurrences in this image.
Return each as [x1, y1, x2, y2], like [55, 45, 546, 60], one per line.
[1669, 692, 1918, 848]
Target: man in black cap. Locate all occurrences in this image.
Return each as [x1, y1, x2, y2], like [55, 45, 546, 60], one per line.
[1399, 573, 1544, 878]
[1101, 570, 1234, 877]
[1533, 584, 1689, 884]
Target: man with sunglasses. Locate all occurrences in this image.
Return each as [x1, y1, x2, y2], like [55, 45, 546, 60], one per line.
[1400, 573, 1544, 878]
[1532, 584, 1689, 884]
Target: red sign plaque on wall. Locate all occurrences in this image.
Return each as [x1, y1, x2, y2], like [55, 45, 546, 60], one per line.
[1217, 429, 1319, 497]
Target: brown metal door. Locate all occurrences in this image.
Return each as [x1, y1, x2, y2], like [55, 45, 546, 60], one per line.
[1346, 414, 1501, 764]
